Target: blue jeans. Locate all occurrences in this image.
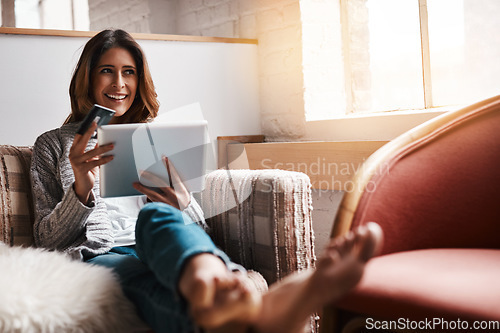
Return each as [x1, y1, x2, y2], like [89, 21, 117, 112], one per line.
[85, 202, 234, 333]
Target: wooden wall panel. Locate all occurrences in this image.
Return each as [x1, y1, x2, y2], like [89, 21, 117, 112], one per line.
[223, 141, 388, 190]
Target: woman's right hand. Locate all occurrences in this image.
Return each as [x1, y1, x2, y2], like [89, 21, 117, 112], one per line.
[69, 121, 114, 204]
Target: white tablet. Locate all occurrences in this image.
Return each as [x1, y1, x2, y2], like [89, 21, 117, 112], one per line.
[97, 121, 208, 198]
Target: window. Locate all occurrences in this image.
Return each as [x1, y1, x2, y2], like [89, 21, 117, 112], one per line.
[4, 0, 89, 30]
[343, 0, 500, 114]
[15, 0, 40, 28]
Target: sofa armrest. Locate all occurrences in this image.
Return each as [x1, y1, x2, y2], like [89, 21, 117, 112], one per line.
[201, 169, 316, 285]
[0, 145, 35, 247]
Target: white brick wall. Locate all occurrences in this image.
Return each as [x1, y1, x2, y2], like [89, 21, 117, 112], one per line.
[87, 0, 342, 141]
[1, 0, 16, 27]
[301, 0, 345, 121]
[176, 0, 237, 38]
[256, 1, 304, 140]
[148, 0, 176, 34]
[174, 0, 342, 140]
[89, 0, 151, 33]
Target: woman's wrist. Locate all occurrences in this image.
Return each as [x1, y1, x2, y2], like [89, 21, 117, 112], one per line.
[73, 182, 92, 205]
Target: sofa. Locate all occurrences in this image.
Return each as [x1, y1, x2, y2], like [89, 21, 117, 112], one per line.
[0, 145, 317, 332]
[321, 95, 500, 332]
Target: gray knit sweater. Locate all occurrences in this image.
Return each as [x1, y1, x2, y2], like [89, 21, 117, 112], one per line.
[30, 122, 206, 260]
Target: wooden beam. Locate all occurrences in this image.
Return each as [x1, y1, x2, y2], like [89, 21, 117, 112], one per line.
[226, 141, 388, 190]
[0, 27, 258, 44]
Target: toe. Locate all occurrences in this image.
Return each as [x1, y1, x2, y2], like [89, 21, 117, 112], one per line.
[358, 222, 384, 261]
[189, 275, 214, 309]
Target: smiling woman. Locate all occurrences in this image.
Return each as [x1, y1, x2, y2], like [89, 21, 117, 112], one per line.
[91, 47, 138, 119]
[65, 29, 159, 125]
[23, 27, 385, 333]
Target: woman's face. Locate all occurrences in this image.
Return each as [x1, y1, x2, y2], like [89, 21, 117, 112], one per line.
[91, 47, 138, 120]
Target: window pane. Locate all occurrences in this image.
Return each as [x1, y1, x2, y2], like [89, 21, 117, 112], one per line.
[428, 0, 500, 106]
[347, 0, 424, 113]
[15, 0, 41, 29]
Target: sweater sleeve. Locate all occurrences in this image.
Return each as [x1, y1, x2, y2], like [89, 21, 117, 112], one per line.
[30, 130, 95, 250]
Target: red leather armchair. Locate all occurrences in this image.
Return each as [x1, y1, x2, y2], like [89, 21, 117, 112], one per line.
[322, 95, 500, 332]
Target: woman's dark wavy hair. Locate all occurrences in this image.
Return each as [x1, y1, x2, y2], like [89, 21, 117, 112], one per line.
[65, 29, 159, 124]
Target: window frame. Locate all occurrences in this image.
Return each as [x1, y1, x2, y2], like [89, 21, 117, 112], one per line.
[341, 0, 437, 115]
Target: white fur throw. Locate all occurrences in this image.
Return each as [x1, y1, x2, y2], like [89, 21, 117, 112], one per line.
[0, 243, 149, 333]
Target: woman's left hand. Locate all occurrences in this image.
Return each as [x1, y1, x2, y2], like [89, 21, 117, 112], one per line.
[133, 156, 191, 210]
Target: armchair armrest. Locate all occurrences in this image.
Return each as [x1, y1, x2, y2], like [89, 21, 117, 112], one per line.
[201, 169, 316, 285]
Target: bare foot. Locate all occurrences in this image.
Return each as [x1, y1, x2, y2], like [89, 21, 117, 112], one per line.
[252, 222, 383, 333]
[192, 273, 261, 329]
[178, 254, 262, 330]
[179, 222, 383, 333]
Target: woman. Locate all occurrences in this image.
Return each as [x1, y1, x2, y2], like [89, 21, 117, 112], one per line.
[30, 29, 383, 333]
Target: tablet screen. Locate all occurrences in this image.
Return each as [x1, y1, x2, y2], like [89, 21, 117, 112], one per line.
[97, 121, 208, 197]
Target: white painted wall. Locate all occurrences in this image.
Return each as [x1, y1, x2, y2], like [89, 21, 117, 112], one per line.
[0, 33, 261, 150]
